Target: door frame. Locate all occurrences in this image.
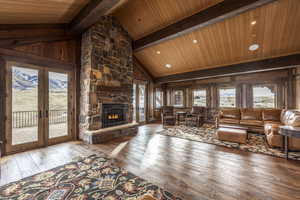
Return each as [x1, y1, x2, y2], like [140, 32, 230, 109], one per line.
[134, 80, 148, 125]
[5, 61, 75, 154]
[44, 69, 74, 146]
[5, 62, 44, 154]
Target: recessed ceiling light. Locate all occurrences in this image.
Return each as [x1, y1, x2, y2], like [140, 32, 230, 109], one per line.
[165, 64, 172, 68]
[193, 39, 198, 44]
[249, 44, 259, 51]
[251, 21, 257, 25]
[156, 51, 161, 54]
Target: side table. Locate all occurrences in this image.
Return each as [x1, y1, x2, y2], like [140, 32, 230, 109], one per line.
[279, 126, 300, 159]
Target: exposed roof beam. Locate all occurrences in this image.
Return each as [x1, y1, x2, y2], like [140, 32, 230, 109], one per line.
[0, 23, 68, 31]
[133, 0, 277, 52]
[0, 35, 76, 48]
[0, 24, 74, 47]
[155, 54, 300, 83]
[70, 0, 121, 34]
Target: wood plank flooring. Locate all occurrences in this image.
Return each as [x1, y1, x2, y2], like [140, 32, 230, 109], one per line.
[1, 124, 300, 200]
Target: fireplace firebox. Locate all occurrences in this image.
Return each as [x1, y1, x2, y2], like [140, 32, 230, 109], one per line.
[102, 104, 128, 128]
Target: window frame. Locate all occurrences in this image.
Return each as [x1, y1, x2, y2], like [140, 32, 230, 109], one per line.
[154, 88, 163, 109]
[252, 84, 277, 108]
[192, 88, 207, 107]
[173, 89, 184, 107]
[218, 86, 237, 108]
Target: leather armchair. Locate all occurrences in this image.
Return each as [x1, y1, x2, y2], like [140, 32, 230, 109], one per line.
[161, 106, 175, 127]
[185, 106, 205, 127]
[264, 110, 300, 150]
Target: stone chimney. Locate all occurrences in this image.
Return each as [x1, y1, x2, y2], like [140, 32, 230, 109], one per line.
[79, 16, 133, 139]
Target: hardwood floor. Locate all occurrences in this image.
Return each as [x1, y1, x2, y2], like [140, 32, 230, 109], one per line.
[1, 124, 300, 200]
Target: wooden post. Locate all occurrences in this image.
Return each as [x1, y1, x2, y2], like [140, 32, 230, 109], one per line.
[74, 39, 81, 140]
[287, 68, 295, 109]
[161, 83, 168, 107]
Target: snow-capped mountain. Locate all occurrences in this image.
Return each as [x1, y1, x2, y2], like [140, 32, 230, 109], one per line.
[12, 68, 67, 90]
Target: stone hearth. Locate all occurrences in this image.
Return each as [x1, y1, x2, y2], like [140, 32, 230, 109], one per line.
[79, 16, 137, 144]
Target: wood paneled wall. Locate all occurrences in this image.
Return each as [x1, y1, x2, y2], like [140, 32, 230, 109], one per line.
[153, 69, 297, 123]
[296, 66, 300, 109]
[13, 40, 77, 64]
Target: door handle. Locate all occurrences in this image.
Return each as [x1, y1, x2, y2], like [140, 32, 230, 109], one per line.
[39, 110, 42, 118]
[45, 110, 48, 118]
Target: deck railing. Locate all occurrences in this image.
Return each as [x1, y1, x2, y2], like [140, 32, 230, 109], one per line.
[12, 110, 67, 128]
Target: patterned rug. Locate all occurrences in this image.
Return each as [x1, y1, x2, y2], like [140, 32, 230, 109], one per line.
[157, 125, 300, 161]
[0, 154, 181, 200]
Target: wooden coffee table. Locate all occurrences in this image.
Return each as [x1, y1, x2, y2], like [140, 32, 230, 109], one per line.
[279, 126, 300, 159]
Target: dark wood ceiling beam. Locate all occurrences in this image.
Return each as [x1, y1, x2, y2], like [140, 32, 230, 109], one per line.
[133, 0, 277, 52]
[0, 48, 75, 70]
[0, 24, 68, 31]
[0, 24, 75, 47]
[0, 35, 76, 48]
[155, 54, 300, 83]
[70, 0, 121, 34]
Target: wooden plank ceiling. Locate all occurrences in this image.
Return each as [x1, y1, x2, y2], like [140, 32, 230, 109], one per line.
[0, 0, 90, 24]
[114, 0, 300, 78]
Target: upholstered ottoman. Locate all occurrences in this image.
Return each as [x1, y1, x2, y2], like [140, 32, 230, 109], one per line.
[216, 127, 247, 144]
[138, 195, 157, 200]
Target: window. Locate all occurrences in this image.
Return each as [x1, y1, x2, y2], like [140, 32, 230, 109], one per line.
[155, 89, 163, 108]
[253, 85, 276, 108]
[219, 87, 236, 107]
[193, 89, 207, 106]
[173, 90, 184, 107]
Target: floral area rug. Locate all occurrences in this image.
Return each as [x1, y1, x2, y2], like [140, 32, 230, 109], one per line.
[157, 125, 300, 161]
[0, 154, 181, 200]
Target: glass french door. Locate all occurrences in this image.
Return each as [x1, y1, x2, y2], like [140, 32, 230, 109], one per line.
[138, 84, 146, 123]
[46, 70, 73, 145]
[133, 83, 137, 122]
[133, 82, 147, 124]
[5, 62, 73, 154]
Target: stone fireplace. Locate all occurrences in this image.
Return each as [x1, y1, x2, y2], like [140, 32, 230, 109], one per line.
[79, 16, 137, 144]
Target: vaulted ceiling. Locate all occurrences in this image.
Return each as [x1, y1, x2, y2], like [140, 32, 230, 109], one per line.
[114, 0, 300, 77]
[114, 0, 223, 40]
[0, 0, 299, 80]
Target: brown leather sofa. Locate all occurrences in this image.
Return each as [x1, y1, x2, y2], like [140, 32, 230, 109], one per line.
[216, 108, 300, 150]
[216, 108, 282, 133]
